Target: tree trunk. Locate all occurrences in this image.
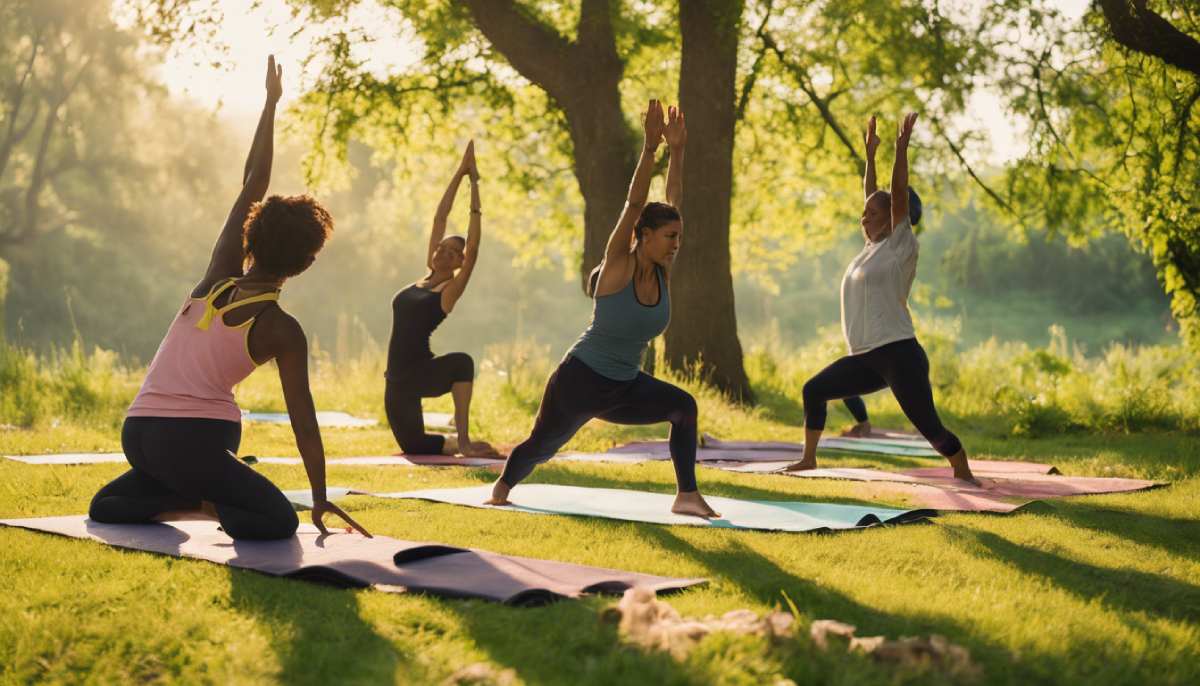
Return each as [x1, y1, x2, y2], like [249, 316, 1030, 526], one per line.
[558, 76, 640, 290]
[670, 0, 753, 402]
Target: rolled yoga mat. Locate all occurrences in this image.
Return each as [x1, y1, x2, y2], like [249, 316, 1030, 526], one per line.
[370, 484, 935, 533]
[0, 516, 705, 606]
[717, 462, 1164, 513]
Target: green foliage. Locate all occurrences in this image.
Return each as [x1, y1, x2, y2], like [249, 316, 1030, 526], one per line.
[988, 2, 1200, 350]
[0, 339, 139, 429]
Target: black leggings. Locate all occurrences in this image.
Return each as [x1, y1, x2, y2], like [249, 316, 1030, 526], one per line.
[500, 356, 699, 491]
[89, 417, 298, 540]
[843, 396, 869, 423]
[385, 352, 474, 454]
[802, 338, 962, 456]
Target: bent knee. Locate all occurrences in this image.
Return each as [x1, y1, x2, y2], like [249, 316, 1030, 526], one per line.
[670, 392, 698, 425]
[449, 353, 474, 382]
[223, 507, 299, 541]
[88, 495, 126, 523]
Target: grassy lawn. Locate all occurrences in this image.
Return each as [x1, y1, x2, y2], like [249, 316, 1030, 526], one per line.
[2, 369, 1198, 686]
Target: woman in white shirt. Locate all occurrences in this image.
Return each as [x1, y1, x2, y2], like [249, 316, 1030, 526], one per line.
[792, 113, 978, 484]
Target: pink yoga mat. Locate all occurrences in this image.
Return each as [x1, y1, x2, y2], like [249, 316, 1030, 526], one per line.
[718, 461, 1164, 512]
[0, 516, 705, 606]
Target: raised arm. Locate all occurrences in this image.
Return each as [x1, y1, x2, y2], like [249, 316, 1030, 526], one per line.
[441, 142, 481, 312]
[594, 100, 665, 296]
[196, 56, 282, 294]
[428, 144, 472, 270]
[863, 115, 880, 200]
[664, 106, 686, 211]
[891, 112, 916, 229]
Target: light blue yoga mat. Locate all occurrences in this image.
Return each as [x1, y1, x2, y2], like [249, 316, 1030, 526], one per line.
[372, 484, 934, 533]
[280, 487, 353, 510]
[818, 437, 938, 457]
[243, 411, 378, 428]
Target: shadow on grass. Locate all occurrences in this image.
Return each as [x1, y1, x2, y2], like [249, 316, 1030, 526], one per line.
[952, 526, 1200, 621]
[226, 556, 406, 685]
[1041, 499, 1200, 559]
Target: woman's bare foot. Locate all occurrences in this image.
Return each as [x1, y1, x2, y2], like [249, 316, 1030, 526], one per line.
[946, 450, 981, 486]
[784, 458, 817, 471]
[841, 421, 872, 438]
[484, 480, 512, 506]
[671, 491, 720, 518]
[462, 440, 501, 458]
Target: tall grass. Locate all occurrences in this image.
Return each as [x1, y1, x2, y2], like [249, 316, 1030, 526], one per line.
[2, 317, 1198, 438]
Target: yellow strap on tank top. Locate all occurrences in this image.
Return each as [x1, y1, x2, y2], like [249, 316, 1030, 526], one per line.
[195, 278, 280, 331]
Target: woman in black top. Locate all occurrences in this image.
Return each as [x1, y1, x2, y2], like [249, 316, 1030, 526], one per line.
[384, 141, 496, 457]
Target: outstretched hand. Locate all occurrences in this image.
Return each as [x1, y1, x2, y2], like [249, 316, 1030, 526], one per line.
[265, 55, 283, 104]
[864, 115, 880, 155]
[458, 140, 479, 182]
[643, 99, 666, 149]
[896, 112, 918, 147]
[312, 498, 372, 538]
[664, 105, 686, 148]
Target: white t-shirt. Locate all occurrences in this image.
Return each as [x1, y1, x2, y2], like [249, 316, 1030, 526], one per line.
[840, 217, 918, 355]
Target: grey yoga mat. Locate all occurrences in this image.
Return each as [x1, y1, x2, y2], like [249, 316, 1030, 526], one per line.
[371, 484, 935, 533]
[0, 516, 705, 606]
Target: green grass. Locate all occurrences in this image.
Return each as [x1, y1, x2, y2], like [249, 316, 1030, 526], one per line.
[3, 362, 1199, 684]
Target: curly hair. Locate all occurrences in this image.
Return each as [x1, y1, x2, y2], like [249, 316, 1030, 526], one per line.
[243, 194, 334, 278]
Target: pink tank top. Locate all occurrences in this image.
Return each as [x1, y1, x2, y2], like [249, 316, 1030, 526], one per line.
[127, 279, 280, 422]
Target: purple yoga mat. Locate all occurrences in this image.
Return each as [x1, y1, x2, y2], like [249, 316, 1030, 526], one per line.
[0, 516, 705, 606]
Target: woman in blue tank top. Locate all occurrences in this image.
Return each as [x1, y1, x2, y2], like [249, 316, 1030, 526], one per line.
[490, 100, 719, 519]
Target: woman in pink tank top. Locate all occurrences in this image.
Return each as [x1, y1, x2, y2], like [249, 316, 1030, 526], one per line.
[89, 57, 370, 540]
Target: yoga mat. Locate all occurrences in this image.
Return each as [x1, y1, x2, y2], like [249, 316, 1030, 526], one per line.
[372, 484, 935, 533]
[0, 516, 704, 606]
[242, 411, 378, 428]
[3, 453, 502, 468]
[609, 438, 940, 460]
[718, 461, 1164, 512]
[840, 428, 924, 441]
[4, 452, 126, 465]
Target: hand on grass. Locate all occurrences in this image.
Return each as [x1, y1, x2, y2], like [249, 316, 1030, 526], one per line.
[313, 499, 371, 538]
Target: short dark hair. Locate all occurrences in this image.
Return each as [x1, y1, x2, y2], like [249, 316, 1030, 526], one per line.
[243, 194, 334, 278]
[907, 187, 923, 226]
[634, 202, 681, 242]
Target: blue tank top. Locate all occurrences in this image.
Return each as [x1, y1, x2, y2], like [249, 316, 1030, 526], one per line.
[567, 266, 670, 381]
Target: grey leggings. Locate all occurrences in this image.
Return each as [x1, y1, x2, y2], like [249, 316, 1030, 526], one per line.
[89, 417, 298, 540]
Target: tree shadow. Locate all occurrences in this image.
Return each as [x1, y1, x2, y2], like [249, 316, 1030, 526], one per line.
[1024, 498, 1200, 560]
[225, 544, 408, 685]
[952, 526, 1200, 621]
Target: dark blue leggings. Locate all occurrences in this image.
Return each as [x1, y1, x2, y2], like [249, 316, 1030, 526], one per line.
[89, 417, 298, 540]
[802, 338, 962, 456]
[501, 356, 699, 491]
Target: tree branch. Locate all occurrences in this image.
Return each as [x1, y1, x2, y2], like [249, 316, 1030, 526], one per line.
[761, 29, 862, 170]
[1098, 0, 1200, 78]
[456, 0, 578, 101]
[735, 0, 774, 123]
